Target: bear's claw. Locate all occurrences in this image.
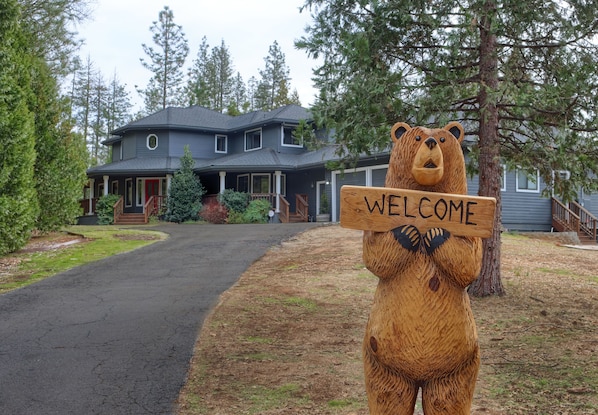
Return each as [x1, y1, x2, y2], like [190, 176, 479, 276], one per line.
[423, 228, 450, 254]
[392, 225, 421, 252]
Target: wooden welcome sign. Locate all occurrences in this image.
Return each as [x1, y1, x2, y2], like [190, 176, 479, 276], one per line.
[340, 185, 497, 238]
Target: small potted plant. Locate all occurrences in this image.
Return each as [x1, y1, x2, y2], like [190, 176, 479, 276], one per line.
[316, 192, 331, 222]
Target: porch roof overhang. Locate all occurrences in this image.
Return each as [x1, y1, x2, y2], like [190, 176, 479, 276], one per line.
[194, 146, 341, 173]
[86, 157, 205, 177]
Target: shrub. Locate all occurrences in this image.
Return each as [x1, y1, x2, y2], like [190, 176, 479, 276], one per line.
[96, 194, 121, 225]
[200, 201, 228, 224]
[218, 189, 250, 213]
[164, 146, 205, 223]
[242, 199, 271, 223]
[227, 210, 245, 224]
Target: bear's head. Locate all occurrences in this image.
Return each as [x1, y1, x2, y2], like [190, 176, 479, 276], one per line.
[386, 122, 467, 195]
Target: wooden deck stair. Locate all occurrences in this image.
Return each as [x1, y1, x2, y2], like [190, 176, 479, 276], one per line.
[114, 213, 147, 225]
[551, 198, 597, 245]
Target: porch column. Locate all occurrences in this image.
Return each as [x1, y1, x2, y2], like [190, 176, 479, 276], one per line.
[274, 170, 282, 212]
[103, 175, 109, 196]
[88, 179, 95, 215]
[219, 171, 226, 194]
[166, 174, 172, 193]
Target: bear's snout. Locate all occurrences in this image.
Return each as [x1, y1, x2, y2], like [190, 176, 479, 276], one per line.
[425, 137, 437, 150]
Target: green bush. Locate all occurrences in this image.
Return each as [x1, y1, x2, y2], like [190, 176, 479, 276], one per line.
[226, 210, 245, 224]
[242, 199, 271, 223]
[164, 146, 205, 223]
[96, 194, 121, 225]
[218, 189, 250, 213]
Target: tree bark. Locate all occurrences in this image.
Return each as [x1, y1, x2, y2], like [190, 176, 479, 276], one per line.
[469, 0, 505, 297]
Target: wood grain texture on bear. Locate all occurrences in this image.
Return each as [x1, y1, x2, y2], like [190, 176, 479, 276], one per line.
[359, 121, 484, 415]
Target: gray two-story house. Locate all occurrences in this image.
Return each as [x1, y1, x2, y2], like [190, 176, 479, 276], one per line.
[82, 104, 597, 242]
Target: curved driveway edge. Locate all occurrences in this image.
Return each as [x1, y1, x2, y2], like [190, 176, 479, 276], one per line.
[0, 223, 318, 415]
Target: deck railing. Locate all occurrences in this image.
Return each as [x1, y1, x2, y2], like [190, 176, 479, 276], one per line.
[144, 195, 165, 223]
[295, 194, 309, 222]
[569, 200, 598, 242]
[113, 196, 124, 224]
[278, 194, 290, 223]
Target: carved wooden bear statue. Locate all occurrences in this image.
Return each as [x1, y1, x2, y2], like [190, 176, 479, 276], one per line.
[362, 121, 482, 415]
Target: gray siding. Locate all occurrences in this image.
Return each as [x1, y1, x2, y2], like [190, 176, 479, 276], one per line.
[135, 131, 169, 158]
[168, 131, 213, 158]
[123, 136, 136, 159]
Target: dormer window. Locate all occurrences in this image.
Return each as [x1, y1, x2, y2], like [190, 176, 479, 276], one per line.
[147, 134, 158, 150]
[282, 125, 301, 147]
[215, 134, 227, 153]
[245, 128, 262, 151]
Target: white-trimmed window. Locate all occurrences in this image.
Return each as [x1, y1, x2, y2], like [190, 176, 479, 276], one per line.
[147, 134, 158, 150]
[500, 164, 507, 191]
[252, 173, 271, 194]
[125, 178, 133, 207]
[516, 168, 540, 192]
[111, 180, 119, 195]
[237, 174, 249, 193]
[245, 128, 262, 151]
[282, 125, 301, 147]
[215, 134, 227, 153]
[136, 179, 143, 206]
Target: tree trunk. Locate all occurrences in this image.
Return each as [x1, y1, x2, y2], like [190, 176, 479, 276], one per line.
[469, 0, 505, 297]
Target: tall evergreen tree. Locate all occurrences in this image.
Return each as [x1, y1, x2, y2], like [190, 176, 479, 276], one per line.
[256, 41, 294, 110]
[105, 71, 132, 143]
[164, 146, 205, 223]
[297, 0, 598, 296]
[186, 37, 211, 107]
[0, 0, 38, 254]
[18, 0, 91, 76]
[139, 6, 189, 113]
[30, 58, 87, 231]
[210, 40, 235, 112]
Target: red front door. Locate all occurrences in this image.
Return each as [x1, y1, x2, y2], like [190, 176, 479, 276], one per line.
[145, 179, 160, 204]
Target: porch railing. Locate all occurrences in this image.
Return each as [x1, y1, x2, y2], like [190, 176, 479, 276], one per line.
[569, 200, 598, 242]
[250, 193, 277, 206]
[113, 196, 124, 224]
[144, 195, 165, 223]
[278, 194, 290, 223]
[295, 194, 309, 222]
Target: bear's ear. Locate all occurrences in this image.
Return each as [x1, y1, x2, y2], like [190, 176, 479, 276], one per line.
[444, 121, 464, 143]
[390, 122, 411, 143]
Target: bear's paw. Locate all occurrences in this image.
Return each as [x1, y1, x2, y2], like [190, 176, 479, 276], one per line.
[423, 227, 451, 254]
[392, 225, 421, 252]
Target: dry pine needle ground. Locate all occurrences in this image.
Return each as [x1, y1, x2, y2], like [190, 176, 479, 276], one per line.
[177, 225, 598, 415]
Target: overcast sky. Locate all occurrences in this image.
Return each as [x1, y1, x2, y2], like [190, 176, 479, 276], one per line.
[76, 0, 320, 112]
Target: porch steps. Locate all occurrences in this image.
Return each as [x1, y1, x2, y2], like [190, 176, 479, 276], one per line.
[288, 213, 308, 223]
[578, 233, 597, 245]
[114, 213, 147, 225]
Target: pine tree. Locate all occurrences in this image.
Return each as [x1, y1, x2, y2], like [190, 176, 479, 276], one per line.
[297, 0, 598, 296]
[210, 40, 235, 112]
[256, 41, 293, 111]
[164, 146, 205, 223]
[186, 36, 211, 107]
[139, 6, 189, 112]
[0, 0, 39, 253]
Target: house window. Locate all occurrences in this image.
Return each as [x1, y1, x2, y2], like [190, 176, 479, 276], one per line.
[237, 174, 249, 193]
[125, 178, 133, 207]
[98, 183, 104, 197]
[500, 164, 506, 191]
[252, 174, 271, 194]
[111, 180, 119, 195]
[516, 168, 540, 192]
[136, 179, 143, 206]
[282, 125, 301, 147]
[215, 134, 227, 153]
[245, 128, 262, 151]
[147, 134, 158, 150]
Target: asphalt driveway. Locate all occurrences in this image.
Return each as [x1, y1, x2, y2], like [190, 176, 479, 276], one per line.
[0, 223, 318, 415]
